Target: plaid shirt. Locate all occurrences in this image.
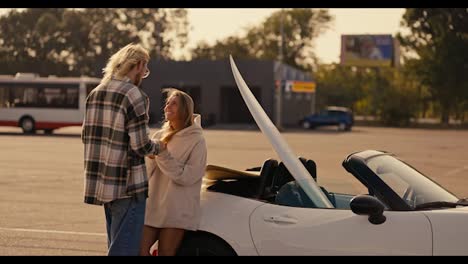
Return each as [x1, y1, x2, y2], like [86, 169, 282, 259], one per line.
[82, 77, 160, 205]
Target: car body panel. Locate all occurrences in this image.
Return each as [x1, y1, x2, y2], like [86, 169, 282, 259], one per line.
[183, 56, 468, 256]
[303, 107, 354, 128]
[249, 203, 432, 255]
[423, 207, 468, 255]
[198, 190, 262, 255]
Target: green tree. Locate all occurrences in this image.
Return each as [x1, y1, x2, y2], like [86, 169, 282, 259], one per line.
[397, 8, 468, 124]
[373, 67, 420, 126]
[0, 8, 189, 77]
[191, 8, 333, 71]
[315, 63, 423, 126]
[314, 64, 366, 112]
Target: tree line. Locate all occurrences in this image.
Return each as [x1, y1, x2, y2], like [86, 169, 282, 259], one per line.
[0, 8, 466, 125]
[0, 8, 189, 77]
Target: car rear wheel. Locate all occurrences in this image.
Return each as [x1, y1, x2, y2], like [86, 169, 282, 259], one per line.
[302, 121, 312, 129]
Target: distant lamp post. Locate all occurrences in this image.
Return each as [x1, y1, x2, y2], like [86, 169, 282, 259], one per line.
[275, 8, 285, 130]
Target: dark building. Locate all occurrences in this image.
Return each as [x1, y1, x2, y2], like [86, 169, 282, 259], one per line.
[138, 58, 314, 127]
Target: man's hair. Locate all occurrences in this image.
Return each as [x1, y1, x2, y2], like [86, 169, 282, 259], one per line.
[101, 43, 150, 84]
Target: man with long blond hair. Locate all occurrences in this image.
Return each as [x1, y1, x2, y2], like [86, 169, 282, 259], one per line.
[82, 43, 165, 256]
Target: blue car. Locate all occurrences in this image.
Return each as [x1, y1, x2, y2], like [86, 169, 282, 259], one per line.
[300, 106, 354, 131]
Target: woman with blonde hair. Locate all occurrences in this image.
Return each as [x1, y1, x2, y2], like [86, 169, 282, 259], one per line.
[140, 88, 207, 256]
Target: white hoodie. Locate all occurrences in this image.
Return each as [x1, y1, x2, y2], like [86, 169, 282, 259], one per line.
[144, 114, 207, 230]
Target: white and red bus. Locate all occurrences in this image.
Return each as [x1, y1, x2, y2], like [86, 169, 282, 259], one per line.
[0, 73, 100, 134]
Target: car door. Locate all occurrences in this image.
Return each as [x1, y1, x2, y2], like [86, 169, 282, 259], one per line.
[314, 110, 328, 125]
[249, 203, 432, 255]
[328, 110, 341, 125]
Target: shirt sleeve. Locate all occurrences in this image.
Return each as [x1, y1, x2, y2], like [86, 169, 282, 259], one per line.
[126, 87, 160, 157]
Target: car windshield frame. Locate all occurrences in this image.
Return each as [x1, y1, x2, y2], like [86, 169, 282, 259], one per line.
[366, 155, 459, 209]
[343, 150, 459, 211]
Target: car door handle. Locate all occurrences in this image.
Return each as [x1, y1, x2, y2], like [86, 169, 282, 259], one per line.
[264, 215, 298, 224]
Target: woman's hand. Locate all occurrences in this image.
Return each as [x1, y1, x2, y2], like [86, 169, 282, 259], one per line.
[148, 141, 166, 159]
[159, 141, 167, 152]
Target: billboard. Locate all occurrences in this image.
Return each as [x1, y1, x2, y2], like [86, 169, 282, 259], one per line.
[341, 34, 394, 67]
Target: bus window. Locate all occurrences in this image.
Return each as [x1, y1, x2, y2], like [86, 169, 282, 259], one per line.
[7, 85, 79, 109]
[0, 86, 10, 108]
[86, 84, 96, 95]
[10, 86, 37, 107]
[43, 87, 79, 109]
[37, 88, 47, 105]
[44, 87, 64, 107]
[65, 87, 79, 108]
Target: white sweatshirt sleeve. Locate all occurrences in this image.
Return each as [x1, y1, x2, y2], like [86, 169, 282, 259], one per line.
[156, 139, 207, 186]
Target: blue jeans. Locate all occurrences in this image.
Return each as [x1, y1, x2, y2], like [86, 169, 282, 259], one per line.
[104, 194, 146, 256]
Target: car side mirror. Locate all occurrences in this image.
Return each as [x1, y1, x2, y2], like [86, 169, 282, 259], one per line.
[350, 195, 386, 225]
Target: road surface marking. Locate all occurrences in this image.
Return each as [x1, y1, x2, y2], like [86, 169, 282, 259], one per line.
[0, 227, 106, 237]
[444, 165, 468, 177]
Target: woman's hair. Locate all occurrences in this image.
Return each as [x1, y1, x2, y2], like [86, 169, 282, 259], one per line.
[160, 88, 194, 143]
[101, 43, 149, 84]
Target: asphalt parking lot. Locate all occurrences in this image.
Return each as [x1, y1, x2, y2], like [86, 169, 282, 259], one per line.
[0, 125, 467, 255]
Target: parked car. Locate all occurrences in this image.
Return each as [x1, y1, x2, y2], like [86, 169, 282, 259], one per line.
[174, 57, 468, 256]
[300, 106, 354, 131]
[176, 149, 468, 255]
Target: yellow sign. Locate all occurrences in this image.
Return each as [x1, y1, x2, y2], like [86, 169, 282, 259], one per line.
[286, 81, 316, 93]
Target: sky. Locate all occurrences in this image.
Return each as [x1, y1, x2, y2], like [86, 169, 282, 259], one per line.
[0, 8, 406, 64]
[186, 8, 406, 64]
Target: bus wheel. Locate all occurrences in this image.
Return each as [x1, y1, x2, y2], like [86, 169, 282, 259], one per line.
[44, 129, 54, 135]
[20, 117, 35, 134]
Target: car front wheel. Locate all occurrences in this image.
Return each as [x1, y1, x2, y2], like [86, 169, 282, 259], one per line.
[338, 122, 346, 131]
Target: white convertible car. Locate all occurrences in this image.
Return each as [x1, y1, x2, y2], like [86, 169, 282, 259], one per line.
[175, 57, 468, 256]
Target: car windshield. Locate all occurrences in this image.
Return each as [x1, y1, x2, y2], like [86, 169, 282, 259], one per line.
[366, 155, 459, 209]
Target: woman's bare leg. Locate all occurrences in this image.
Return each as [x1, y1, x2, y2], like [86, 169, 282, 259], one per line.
[139, 225, 160, 256]
[158, 228, 186, 256]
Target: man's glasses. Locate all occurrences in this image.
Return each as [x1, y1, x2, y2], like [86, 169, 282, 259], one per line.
[142, 68, 150, 79]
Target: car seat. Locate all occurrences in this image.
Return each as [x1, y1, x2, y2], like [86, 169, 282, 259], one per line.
[275, 158, 335, 208]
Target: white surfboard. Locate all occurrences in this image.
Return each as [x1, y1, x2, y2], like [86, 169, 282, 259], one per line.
[229, 55, 334, 208]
